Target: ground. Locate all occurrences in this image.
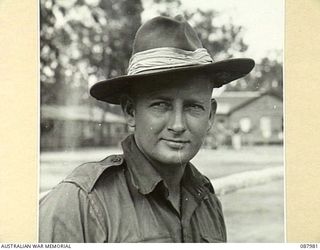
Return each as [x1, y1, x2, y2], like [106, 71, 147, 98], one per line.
[221, 179, 284, 242]
[40, 145, 284, 242]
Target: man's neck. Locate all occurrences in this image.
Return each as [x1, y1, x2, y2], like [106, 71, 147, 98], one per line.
[143, 155, 184, 187]
[156, 164, 185, 191]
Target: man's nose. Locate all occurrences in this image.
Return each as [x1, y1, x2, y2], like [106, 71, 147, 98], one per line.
[167, 108, 186, 134]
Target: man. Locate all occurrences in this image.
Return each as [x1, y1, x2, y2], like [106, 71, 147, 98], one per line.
[39, 15, 254, 243]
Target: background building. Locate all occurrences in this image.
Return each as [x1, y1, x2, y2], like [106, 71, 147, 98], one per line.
[41, 105, 128, 150]
[205, 91, 283, 148]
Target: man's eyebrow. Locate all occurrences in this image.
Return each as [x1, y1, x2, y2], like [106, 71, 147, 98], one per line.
[147, 95, 208, 104]
[147, 95, 173, 101]
[184, 98, 206, 105]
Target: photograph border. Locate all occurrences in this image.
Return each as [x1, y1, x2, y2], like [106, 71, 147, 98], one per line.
[0, 0, 320, 243]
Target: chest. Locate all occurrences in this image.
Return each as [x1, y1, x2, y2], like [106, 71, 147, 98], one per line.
[97, 184, 226, 243]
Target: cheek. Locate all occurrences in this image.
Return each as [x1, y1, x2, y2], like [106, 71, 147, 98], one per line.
[186, 115, 210, 135]
[135, 112, 167, 135]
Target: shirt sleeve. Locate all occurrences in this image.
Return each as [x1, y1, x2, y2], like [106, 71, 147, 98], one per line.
[39, 182, 107, 243]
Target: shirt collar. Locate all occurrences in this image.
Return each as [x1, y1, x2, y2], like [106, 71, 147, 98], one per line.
[121, 134, 164, 195]
[121, 134, 213, 199]
[181, 162, 214, 202]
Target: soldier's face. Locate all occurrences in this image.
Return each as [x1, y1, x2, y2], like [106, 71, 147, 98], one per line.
[124, 75, 216, 167]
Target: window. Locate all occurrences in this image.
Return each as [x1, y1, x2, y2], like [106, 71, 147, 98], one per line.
[239, 117, 251, 133]
[260, 116, 271, 138]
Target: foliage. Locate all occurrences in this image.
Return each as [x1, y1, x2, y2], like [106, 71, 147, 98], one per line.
[40, 0, 282, 110]
[226, 56, 283, 95]
[40, 0, 142, 112]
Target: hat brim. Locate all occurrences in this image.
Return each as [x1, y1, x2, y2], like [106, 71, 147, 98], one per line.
[90, 58, 255, 104]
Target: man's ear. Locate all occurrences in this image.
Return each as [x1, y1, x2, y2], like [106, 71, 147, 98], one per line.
[120, 96, 136, 128]
[208, 98, 217, 131]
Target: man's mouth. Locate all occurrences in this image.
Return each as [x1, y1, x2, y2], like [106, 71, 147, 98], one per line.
[163, 139, 189, 143]
[161, 138, 190, 148]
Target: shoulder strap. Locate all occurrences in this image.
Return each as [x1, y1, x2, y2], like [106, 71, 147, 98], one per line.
[63, 154, 125, 193]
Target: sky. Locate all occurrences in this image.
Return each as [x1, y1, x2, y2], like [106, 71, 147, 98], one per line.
[141, 0, 284, 62]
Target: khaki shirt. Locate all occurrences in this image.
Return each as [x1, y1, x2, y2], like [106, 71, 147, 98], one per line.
[39, 135, 227, 242]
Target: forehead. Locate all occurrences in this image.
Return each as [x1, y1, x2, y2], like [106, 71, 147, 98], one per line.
[131, 74, 214, 100]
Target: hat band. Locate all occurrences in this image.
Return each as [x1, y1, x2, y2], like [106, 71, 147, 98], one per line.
[127, 47, 213, 75]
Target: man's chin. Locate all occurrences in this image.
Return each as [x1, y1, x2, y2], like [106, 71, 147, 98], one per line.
[155, 151, 194, 166]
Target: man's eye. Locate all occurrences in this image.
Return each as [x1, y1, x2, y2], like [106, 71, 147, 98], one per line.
[186, 104, 205, 111]
[151, 102, 170, 109]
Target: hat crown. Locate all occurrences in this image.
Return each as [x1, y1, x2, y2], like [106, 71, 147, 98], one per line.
[90, 15, 255, 104]
[132, 15, 203, 54]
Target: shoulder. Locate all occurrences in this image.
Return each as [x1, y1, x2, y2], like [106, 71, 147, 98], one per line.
[62, 154, 126, 193]
[39, 155, 126, 242]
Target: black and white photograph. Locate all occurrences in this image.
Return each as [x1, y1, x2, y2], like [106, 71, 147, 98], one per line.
[39, 0, 284, 243]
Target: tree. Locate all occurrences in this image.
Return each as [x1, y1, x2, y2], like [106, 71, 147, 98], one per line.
[226, 56, 283, 95]
[40, 0, 143, 109]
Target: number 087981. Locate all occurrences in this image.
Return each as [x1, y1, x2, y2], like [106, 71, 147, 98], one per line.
[300, 244, 318, 248]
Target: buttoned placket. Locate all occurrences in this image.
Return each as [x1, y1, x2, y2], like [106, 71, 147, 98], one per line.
[181, 184, 210, 242]
[172, 185, 197, 242]
[179, 188, 184, 242]
[142, 174, 210, 242]
[158, 184, 184, 242]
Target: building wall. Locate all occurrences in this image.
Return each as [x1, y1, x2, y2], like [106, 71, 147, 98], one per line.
[229, 94, 283, 145]
[206, 94, 283, 148]
[41, 119, 128, 150]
